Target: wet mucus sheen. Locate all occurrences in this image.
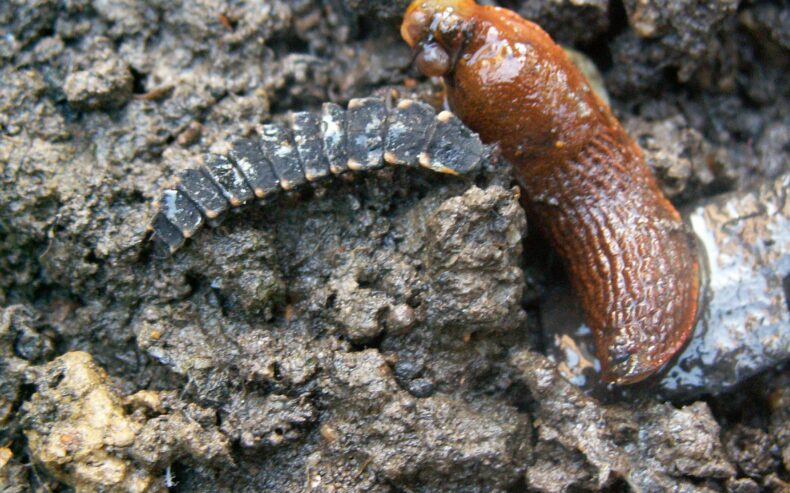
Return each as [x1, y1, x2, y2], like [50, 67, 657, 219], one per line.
[402, 0, 700, 384]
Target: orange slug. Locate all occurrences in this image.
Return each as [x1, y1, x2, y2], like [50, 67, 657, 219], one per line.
[402, 0, 700, 384]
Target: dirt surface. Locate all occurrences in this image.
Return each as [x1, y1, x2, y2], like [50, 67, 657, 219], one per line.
[1, 0, 788, 492]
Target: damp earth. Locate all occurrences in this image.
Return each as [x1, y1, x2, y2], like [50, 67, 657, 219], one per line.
[1, 0, 788, 491]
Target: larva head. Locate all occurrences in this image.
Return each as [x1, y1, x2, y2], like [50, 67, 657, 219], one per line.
[401, 0, 477, 77]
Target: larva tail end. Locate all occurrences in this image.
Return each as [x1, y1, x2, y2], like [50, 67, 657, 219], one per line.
[150, 212, 185, 254]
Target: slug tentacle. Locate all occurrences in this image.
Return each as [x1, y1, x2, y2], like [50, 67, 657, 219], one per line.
[402, 0, 700, 383]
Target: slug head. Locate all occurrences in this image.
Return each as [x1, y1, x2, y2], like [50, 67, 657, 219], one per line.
[401, 0, 477, 78]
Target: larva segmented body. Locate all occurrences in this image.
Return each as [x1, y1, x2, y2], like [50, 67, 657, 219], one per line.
[150, 97, 487, 253]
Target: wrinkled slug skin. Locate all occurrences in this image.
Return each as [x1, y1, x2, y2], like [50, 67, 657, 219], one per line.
[402, 0, 700, 384]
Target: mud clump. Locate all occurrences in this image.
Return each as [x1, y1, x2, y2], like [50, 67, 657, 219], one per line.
[610, 0, 740, 94]
[515, 0, 610, 45]
[22, 351, 159, 492]
[21, 351, 233, 492]
[63, 57, 134, 110]
[318, 349, 531, 492]
[513, 351, 736, 491]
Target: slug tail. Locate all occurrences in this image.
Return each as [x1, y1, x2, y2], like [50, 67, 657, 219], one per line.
[526, 133, 700, 384]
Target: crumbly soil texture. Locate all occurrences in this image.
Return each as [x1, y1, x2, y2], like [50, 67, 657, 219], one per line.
[1, 1, 788, 492]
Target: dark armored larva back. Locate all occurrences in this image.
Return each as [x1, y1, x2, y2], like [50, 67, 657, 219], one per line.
[149, 97, 488, 254]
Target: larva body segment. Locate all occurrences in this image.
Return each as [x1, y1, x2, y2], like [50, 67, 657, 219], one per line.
[150, 212, 185, 252]
[402, 0, 701, 384]
[229, 137, 280, 199]
[421, 111, 487, 176]
[385, 99, 437, 167]
[260, 122, 305, 191]
[291, 112, 330, 182]
[150, 98, 486, 254]
[176, 168, 228, 224]
[204, 154, 254, 207]
[345, 97, 388, 171]
[158, 189, 203, 239]
[321, 103, 349, 175]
